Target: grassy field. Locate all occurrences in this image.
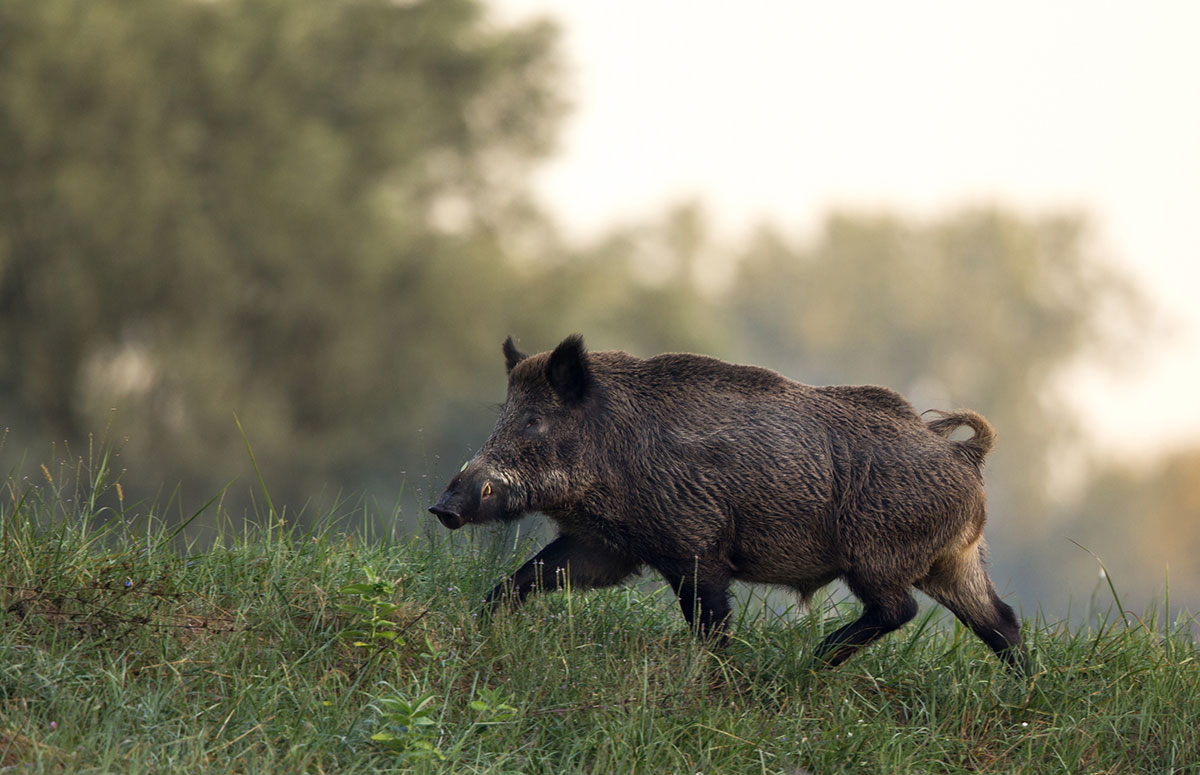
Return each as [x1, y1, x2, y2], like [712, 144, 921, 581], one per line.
[2, 457, 1197, 774]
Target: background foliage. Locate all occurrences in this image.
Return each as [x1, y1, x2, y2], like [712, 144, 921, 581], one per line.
[1, 0, 1195, 620]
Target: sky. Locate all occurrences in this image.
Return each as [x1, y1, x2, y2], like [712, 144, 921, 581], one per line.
[493, 0, 1200, 462]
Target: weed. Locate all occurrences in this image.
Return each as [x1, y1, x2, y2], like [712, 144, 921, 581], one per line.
[338, 567, 405, 650]
[370, 692, 445, 761]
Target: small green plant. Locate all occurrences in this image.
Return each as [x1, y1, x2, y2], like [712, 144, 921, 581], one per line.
[337, 567, 402, 650]
[369, 692, 445, 761]
[468, 686, 518, 726]
[367, 686, 520, 762]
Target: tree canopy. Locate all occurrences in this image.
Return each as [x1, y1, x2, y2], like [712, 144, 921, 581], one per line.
[1, 0, 564, 503]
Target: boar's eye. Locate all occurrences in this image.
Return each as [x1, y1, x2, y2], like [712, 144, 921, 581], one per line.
[522, 414, 546, 436]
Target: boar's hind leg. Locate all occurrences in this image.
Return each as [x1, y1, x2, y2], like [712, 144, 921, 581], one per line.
[917, 544, 1027, 675]
[483, 534, 640, 613]
[813, 579, 919, 668]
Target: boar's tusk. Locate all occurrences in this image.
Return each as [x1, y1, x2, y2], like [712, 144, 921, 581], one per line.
[480, 481, 493, 500]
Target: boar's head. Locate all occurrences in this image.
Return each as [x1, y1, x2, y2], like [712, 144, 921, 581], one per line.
[429, 335, 596, 530]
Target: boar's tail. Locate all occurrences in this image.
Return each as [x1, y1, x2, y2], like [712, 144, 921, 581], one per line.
[924, 409, 995, 469]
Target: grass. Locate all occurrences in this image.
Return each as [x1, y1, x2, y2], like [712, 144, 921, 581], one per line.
[1, 456, 1198, 774]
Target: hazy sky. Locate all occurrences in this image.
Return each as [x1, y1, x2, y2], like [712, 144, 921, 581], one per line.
[494, 1, 1200, 460]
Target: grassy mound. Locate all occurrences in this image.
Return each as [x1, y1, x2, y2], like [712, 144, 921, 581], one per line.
[2, 460, 1196, 773]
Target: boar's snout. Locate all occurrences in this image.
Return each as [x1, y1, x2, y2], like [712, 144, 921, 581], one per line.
[429, 501, 464, 530]
[429, 472, 503, 530]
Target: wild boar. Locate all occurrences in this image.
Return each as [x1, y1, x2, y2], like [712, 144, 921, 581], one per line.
[430, 335, 1026, 672]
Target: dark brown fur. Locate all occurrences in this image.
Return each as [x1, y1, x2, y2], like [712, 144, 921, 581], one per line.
[430, 335, 1026, 673]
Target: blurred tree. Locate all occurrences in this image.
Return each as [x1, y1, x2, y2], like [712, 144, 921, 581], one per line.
[0, 0, 1163, 623]
[0, 0, 563, 508]
[521, 202, 730, 357]
[1057, 450, 1200, 618]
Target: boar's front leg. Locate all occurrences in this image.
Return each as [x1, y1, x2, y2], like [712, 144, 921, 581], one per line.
[660, 562, 733, 643]
[483, 534, 641, 613]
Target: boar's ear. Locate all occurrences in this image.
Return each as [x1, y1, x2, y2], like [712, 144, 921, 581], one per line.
[503, 336, 528, 374]
[546, 334, 591, 406]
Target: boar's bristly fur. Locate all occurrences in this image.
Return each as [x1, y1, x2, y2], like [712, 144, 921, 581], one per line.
[429, 335, 1027, 674]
